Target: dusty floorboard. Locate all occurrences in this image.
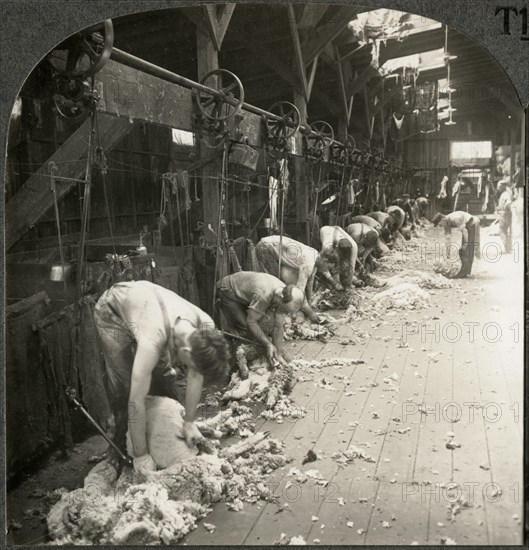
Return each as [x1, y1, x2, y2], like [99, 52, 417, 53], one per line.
[185, 228, 524, 546]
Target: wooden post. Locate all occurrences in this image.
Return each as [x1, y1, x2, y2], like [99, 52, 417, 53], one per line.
[338, 119, 348, 138]
[196, 27, 224, 316]
[197, 27, 221, 246]
[294, 91, 309, 243]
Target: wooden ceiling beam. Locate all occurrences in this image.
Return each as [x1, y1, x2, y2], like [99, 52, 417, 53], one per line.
[288, 5, 309, 99]
[299, 4, 329, 29]
[205, 4, 236, 51]
[302, 5, 361, 65]
[181, 4, 235, 51]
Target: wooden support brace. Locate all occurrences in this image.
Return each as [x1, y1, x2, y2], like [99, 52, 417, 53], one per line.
[288, 5, 309, 101]
[299, 4, 329, 29]
[302, 5, 361, 65]
[6, 114, 134, 251]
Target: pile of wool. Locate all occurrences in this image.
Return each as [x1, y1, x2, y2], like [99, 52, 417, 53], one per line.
[47, 399, 288, 545]
[433, 259, 461, 279]
[283, 315, 337, 342]
[222, 351, 300, 419]
[313, 287, 360, 311]
[371, 270, 453, 290]
[292, 357, 364, 371]
[331, 446, 376, 466]
[370, 283, 431, 310]
[275, 533, 307, 545]
[260, 396, 305, 422]
[234, 342, 267, 379]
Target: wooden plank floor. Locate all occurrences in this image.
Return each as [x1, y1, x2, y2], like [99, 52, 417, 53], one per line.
[185, 229, 524, 546]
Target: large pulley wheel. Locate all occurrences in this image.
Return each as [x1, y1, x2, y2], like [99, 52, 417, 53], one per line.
[265, 101, 301, 140]
[306, 120, 334, 154]
[51, 19, 114, 78]
[196, 69, 245, 122]
[332, 133, 357, 163]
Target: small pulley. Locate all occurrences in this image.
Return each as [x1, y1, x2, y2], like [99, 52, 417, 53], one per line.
[195, 69, 245, 122]
[52, 74, 93, 119]
[305, 120, 334, 157]
[265, 101, 301, 141]
[50, 19, 114, 78]
[331, 133, 357, 164]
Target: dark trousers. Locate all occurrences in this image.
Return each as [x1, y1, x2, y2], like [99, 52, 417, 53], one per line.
[498, 209, 512, 253]
[457, 219, 479, 278]
[216, 287, 274, 341]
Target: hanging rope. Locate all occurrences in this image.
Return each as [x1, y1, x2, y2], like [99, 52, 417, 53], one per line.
[212, 140, 229, 314]
[163, 175, 180, 265]
[93, 112, 116, 256]
[49, 163, 67, 292]
[335, 158, 350, 225]
[277, 157, 288, 278]
[310, 160, 324, 247]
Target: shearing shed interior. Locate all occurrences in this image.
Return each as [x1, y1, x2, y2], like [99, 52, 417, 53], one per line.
[4, 3, 526, 546]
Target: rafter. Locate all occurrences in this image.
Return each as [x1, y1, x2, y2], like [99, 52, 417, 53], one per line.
[302, 5, 361, 65]
[181, 4, 235, 51]
[205, 4, 236, 51]
[288, 5, 309, 100]
[336, 49, 355, 125]
[299, 4, 329, 29]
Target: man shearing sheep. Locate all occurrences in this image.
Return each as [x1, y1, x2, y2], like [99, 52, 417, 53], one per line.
[216, 271, 304, 366]
[432, 211, 481, 278]
[255, 235, 340, 323]
[319, 225, 361, 287]
[94, 280, 229, 473]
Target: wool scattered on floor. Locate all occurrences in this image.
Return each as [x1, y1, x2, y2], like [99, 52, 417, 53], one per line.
[370, 283, 431, 310]
[433, 259, 461, 279]
[226, 345, 303, 422]
[284, 315, 337, 342]
[313, 288, 360, 311]
[47, 398, 288, 545]
[370, 270, 453, 290]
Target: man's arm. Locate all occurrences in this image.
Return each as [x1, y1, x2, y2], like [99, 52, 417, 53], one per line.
[444, 225, 452, 258]
[128, 342, 160, 459]
[183, 367, 206, 447]
[247, 309, 273, 348]
[460, 226, 469, 249]
[272, 312, 285, 352]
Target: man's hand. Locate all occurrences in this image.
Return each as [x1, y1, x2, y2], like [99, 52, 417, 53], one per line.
[334, 282, 344, 291]
[266, 343, 280, 366]
[133, 453, 156, 473]
[278, 349, 292, 365]
[183, 420, 206, 448]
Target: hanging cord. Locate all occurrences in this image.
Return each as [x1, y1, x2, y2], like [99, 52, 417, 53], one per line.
[310, 161, 324, 247]
[277, 157, 288, 278]
[49, 163, 67, 292]
[70, 79, 97, 393]
[74, 88, 97, 306]
[173, 175, 185, 246]
[212, 140, 229, 314]
[245, 174, 280, 238]
[335, 159, 350, 225]
[163, 175, 180, 265]
[94, 115, 116, 255]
